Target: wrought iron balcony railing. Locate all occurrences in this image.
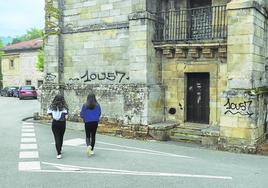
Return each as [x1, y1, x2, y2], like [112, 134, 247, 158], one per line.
[153, 5, 227, 43]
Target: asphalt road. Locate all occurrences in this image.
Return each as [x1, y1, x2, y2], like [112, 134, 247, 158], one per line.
[1, 96, 268, 188]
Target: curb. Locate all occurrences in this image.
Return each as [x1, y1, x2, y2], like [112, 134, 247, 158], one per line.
[21, 116, 34, 122]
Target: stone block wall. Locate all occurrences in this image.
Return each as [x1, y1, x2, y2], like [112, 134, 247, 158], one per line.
[2, 52, 43, 87]
[43, 0, 164, 127]
[162, 52, 227, 126]
[40, 82, 163, 126]
[219, 0, 268, 152]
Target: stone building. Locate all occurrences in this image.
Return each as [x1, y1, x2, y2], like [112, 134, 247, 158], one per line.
[2, 38, 44, 88]
[42, 0, 268, 153]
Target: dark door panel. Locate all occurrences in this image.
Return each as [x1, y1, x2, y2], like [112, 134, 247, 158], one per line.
[186, 73, 209, 124]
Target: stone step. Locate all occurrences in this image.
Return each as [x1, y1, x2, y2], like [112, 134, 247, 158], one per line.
[170, 133, 202, 144]
[172, 128, 203, 136]
[257, 141, 268, 155]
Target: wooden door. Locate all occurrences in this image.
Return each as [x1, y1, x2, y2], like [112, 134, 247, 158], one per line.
[186, 73, 210, 124]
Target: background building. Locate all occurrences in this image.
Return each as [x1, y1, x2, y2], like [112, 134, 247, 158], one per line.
[2, 38, 44, 88]
[42, 0, 268, 152]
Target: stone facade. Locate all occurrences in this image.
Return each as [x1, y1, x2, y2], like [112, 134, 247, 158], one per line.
[43, 0, 164, 131]
[2, 39, 44, 88]
[43, 0, 268, 152]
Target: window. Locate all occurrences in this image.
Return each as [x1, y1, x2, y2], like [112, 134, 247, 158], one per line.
[26, 80, 31, 85]
[9, 60, 14, 69]
[37, 80, 43, 88]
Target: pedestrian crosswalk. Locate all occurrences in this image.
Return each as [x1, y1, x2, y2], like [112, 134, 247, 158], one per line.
[18, 122, 41, 171]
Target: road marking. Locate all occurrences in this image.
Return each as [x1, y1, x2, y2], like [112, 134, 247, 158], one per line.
[22, 133, 36, 137]
[97, 147, 192, 158]
[19, 151, 39, 158]
[62, 138, 193, 159]
[97, 141, 193, 158]
[22, 125, 34, 129]
[19, 161, 41, 171]
[35, 162, 232, 180]
[22, 129, 35, 132]
[21, 138, 36, 143]
[20, 144, 38, 150]
[19, 122, 40, 171]
[63, 138, 85, 146]
[22, 122, 34, 125]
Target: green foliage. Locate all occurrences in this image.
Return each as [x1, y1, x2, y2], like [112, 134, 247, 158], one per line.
[0, 39, 3, 83]
[0, 39, 3, 56]
[37, 49, 44, 72]
[12, 28, 44, 44]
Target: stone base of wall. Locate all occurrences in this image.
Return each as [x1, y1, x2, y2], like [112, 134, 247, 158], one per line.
[218, 137, 257, 154]
[148, 121, 178, 141]
[35, 113, 151, 139]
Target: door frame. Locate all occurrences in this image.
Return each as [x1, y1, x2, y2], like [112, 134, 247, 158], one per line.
[185, 73, 210, 124]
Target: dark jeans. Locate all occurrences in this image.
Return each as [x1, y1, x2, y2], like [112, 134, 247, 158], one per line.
[85, 121, 98, 150]
[52, 120, 66, 155]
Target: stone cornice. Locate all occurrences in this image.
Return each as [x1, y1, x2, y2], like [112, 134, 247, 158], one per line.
[61, 22, 129, 34]
[155, 42, 227, 60]
[128, 11, 157, 21]
[227, 0, 267, 17]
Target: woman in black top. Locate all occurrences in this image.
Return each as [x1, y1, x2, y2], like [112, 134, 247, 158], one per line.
[47, 94, 68, 159]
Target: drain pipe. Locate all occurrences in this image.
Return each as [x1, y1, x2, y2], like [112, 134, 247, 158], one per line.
[58, 0, 64, 95]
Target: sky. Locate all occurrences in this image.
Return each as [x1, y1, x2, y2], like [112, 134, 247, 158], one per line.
[0, 0, 45, 37]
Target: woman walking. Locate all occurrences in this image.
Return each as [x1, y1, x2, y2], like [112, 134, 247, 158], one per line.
[80, 92, 101, 156]
[47, 94, 68, 159]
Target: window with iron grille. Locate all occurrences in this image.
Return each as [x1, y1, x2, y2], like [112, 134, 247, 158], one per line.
[26, 80, 31, 85]
[153, 0, 227, 42]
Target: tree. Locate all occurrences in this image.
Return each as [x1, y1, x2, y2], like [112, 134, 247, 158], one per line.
[0, 39, 4, 88]
[37, 49, 44, 71]
[12, 28, 43, 44]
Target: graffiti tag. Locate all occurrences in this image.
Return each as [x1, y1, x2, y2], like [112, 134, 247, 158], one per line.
[45, 73, 56, 82]
[223, 98, 254, 117]
[69, 70, 130, 83]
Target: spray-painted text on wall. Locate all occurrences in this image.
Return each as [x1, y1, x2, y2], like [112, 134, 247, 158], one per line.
[69, 70, 130, 83]
[224, 98, 254, 117]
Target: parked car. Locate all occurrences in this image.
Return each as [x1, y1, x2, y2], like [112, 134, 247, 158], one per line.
[1, 86, 19, 97]
[13, 87, 19, 97]
[18, 86, 37, 100]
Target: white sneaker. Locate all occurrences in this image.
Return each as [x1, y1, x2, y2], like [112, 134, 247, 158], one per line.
[57, 154, 62, 159]
[90, 150, 94, 155]
[87, 146, 92, 156]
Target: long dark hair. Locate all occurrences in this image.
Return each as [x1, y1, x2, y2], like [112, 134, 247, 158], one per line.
[85, 93, 98, 110]
[50, 94, 68, 111]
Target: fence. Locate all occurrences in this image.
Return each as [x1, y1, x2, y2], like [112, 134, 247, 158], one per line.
[154, 5, 227, 42]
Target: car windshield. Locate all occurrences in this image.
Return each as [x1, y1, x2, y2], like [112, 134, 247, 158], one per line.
[21, 86, 35, 90]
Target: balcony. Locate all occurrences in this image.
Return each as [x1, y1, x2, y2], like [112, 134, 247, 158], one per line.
[153, 5, 227, 60]
[154, 5, 227, 43]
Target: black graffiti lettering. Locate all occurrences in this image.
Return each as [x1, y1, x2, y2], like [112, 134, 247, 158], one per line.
[69, 77, 80, 81]
[79, 70, 129, 83]
[224, 110, 254, 117]
[116, 71, 126, 83]
[45, 73, 56, 82]
[81, 70, 91, 82]
[90, 73, 97, 80]
[98, 72, 106, 80]
[224, 98, 253, 117]
[106, 72, 116, 81]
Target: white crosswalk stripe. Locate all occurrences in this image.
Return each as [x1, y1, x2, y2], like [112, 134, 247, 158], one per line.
[18, 121, 40, 171]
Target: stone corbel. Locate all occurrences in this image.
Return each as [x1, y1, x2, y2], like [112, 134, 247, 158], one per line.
[189, 47, 201, 58]
[218, 47, 227, 58]
[202, 47, 214, 58]
[163, 47, 175, 58]
[175, 48, 187, 58]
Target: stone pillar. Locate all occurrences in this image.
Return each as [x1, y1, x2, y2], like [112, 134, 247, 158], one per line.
[219, 0, 268, 152]
[128, 1, 164, 124]
[41, 0, 63, 115]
